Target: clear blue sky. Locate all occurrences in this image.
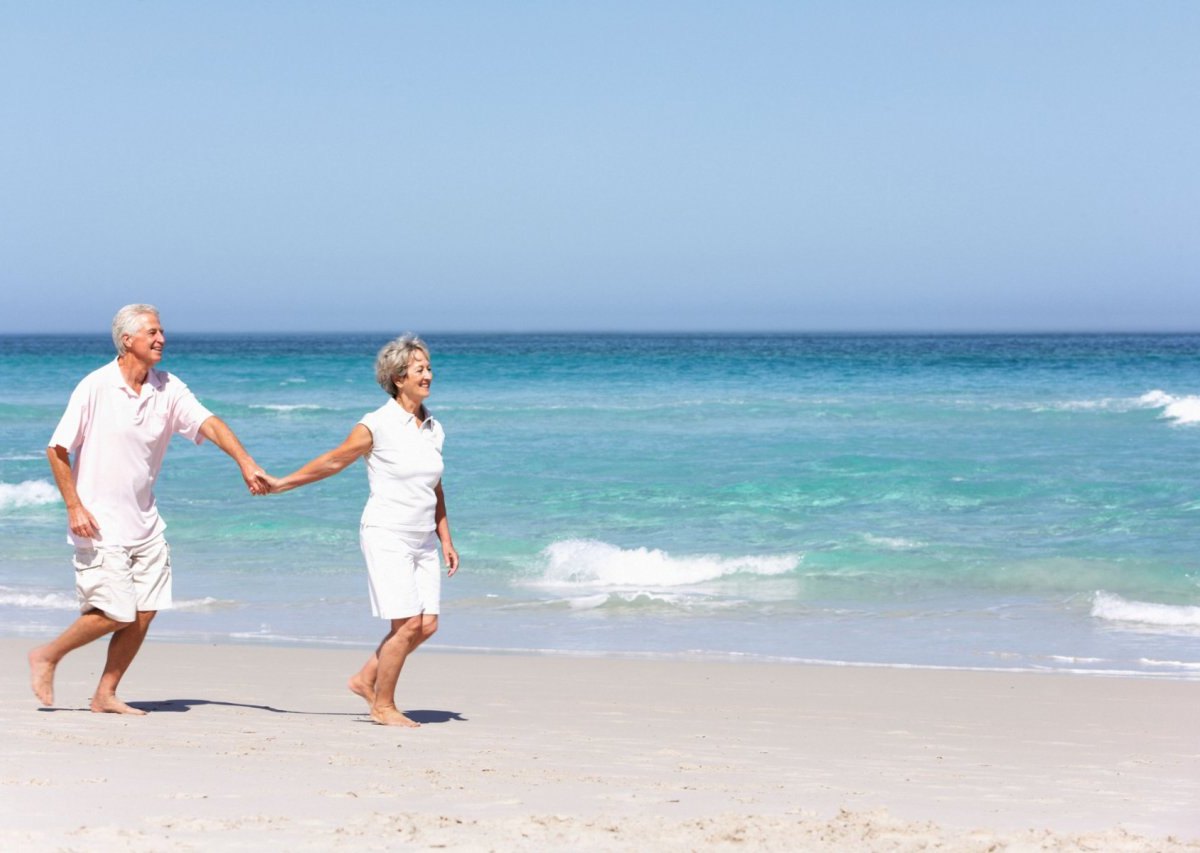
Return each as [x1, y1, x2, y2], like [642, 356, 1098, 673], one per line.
[2, 2, 1197, 333]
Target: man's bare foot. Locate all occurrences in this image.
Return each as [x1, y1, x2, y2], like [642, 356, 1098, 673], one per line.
[28, 647, 56, 706]
[347, 674, 375, 708]
[370, 705, 420, 728]
[90, 695, 147, 716]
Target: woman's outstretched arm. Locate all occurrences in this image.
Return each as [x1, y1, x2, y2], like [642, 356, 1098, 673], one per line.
[258, 424, 373, 494]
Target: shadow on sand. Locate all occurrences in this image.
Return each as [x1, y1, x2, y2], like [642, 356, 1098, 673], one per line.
[39, 701, 468, 723]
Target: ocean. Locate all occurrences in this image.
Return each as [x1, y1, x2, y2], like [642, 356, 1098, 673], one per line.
[2, 333, 1198, 679]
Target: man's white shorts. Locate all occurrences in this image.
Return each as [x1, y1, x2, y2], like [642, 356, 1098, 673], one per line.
[73, 534, 172, 623]
[359, 526, 441, 619]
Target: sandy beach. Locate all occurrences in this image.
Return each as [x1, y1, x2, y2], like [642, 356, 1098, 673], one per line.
[1, 637, 1197, 851]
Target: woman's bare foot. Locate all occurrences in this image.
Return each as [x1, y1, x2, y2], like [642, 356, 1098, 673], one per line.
[90, 695, 147, 715]
[370, 705, 420, 727]
[347, 674, 375, 709]
[28, 647, 56, 706]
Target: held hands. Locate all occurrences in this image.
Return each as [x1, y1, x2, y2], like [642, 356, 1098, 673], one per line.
[252, 469, 284, 494]
[240, 459, 270, 496]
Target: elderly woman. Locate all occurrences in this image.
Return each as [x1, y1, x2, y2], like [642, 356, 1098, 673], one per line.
[258, 335, 458, 727]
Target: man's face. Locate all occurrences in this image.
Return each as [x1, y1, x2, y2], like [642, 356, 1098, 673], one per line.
[123, 314, 165, 365]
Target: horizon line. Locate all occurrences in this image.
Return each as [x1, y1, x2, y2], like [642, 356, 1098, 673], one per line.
[3, 328, 1199, 337]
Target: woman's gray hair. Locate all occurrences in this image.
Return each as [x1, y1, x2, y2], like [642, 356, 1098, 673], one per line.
[375, 334, 430, 398]
[111, 304, 160, 355]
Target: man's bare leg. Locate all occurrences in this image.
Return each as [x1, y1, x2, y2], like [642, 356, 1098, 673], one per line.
[29, 610, 127, 706]
[91, 610, 156, 715]
[370, 616, 424, 727]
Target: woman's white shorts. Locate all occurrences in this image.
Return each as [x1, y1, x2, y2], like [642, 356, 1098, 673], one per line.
[359, 526, 441, 619]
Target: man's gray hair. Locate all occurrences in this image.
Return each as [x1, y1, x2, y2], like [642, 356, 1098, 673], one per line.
[112, 304, 160, 355]
[375, 334, 430, 398]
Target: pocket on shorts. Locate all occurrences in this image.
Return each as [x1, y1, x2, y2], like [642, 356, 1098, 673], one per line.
[72, 548, 115, 609]
[72, 548, 105, 574]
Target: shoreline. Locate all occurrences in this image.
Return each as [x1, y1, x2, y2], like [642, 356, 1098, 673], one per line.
[3, 637, 1198, 850]
[8, 625, 1199, 683]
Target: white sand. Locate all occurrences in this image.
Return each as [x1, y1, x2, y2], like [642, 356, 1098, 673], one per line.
[2, 638, 1197, 851]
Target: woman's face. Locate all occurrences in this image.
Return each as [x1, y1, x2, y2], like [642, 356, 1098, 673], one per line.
[397, 351, 432, 402]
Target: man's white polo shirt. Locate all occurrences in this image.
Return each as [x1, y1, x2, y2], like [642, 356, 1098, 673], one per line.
[48, 359, 214, 547]
[358, 400, 445, 532]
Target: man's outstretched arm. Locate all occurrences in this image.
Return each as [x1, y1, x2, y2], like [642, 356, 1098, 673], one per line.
[198, 416, 267, 495]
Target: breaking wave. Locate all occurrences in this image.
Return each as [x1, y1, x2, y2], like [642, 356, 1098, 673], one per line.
[532, 539, 799, 588]
[0, 479, 60, 510]
[1091, 591, 1200, 631]
[1138, 390, 1200, 426]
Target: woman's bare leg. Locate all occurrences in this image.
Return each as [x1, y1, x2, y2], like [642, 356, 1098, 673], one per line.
[348, 651, 378, 708]
[370, 616, 424, 726]
[350, 615, 439, 723]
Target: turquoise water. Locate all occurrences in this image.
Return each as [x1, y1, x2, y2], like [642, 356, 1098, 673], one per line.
[2, 333, 1198, 677]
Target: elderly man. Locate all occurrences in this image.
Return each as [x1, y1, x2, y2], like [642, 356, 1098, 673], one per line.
[28, 304, 265, 714]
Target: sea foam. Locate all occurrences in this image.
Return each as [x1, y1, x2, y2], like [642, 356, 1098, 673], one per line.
[249, 403, 327, 413]
[0, 588, 76, 610]
[1091, 591, 1200, 631]
[1021, 391, 1200, 423]
[535, 539, 799, 588]
[0, 588, 235, 612]
[0, 479, 60, 510]
[174, 596, 239, 611]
